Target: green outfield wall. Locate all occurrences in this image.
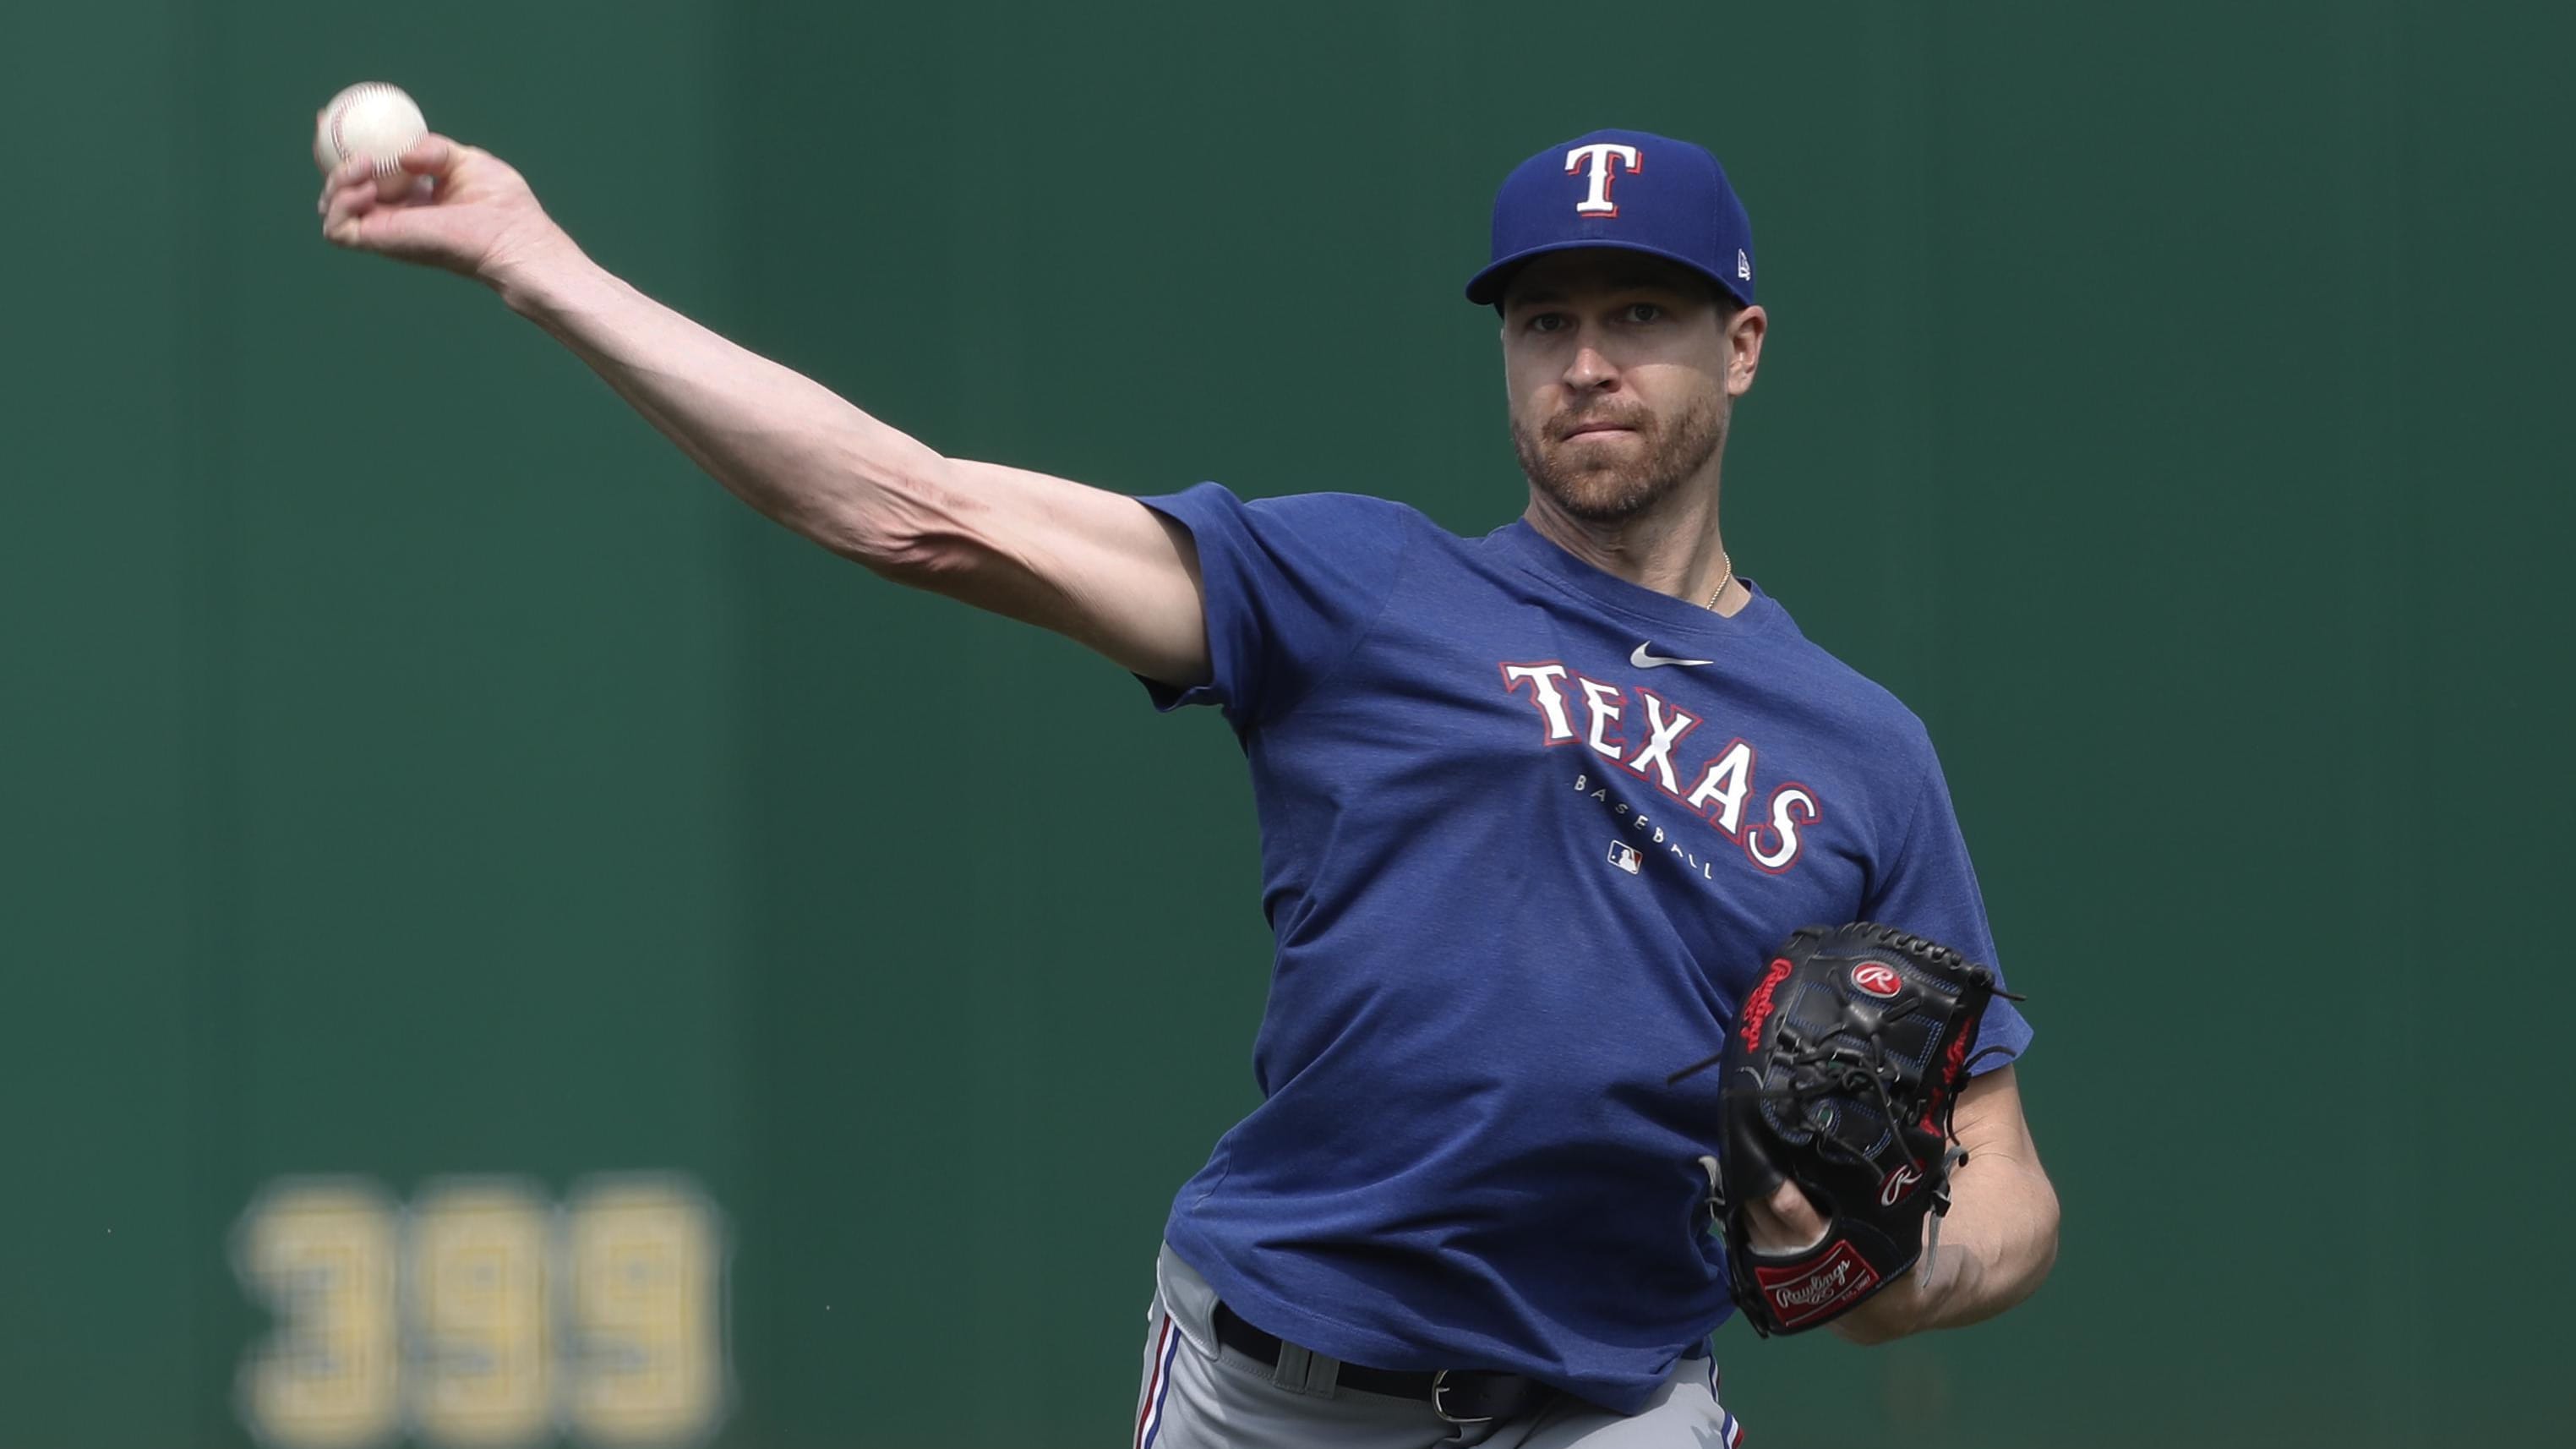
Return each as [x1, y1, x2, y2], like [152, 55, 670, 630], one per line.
[3, 3, 2565, 1446]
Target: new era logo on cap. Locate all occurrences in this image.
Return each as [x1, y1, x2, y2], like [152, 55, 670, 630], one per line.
[1465, 128, 1756, 309]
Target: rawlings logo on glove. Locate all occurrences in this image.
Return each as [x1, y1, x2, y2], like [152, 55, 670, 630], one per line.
[1669, 922, 2016, 1337]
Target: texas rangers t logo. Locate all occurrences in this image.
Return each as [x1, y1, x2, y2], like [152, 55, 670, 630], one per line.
[1566, 142, 1641, 216]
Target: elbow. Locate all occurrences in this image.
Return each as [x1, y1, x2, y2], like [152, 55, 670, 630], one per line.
[810, 454, 976, 584]
[2028, 1171, 2063, 1291]
[1989, 1164, 2063, 1321]
[1925, 1161, 2060, 1336]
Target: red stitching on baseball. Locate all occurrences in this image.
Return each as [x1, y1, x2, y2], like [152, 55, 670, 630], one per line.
[330, 85, 399, 181]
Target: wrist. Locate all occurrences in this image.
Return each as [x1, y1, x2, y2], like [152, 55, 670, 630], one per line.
[485, 229, 594, 314]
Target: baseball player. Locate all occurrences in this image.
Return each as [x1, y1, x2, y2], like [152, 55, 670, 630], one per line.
[318, 125, 2060, 1445]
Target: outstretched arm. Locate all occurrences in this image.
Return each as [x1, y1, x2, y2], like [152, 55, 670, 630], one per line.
[317, 135, 1211, 687]
[1744, 1065, 2060, 1344]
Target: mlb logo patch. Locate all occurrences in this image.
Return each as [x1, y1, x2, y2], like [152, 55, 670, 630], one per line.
[1607, 841, 1643, 874]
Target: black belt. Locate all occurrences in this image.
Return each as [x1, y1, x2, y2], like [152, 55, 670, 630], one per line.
[1209, 1302, 1552, 1425]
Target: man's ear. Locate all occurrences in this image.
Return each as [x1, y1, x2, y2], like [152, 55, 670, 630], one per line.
[1727, 304, 1769, 397]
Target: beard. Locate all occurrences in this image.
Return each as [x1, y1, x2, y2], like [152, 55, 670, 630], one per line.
[1512, 390, 1727, 523]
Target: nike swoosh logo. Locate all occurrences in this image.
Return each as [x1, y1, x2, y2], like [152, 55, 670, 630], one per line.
[1631, 642, 1714, 669]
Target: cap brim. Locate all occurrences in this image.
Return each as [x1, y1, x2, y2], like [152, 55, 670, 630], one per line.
[1464, 238, 1745, 309]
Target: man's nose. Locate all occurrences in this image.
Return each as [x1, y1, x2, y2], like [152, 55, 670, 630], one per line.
[1564, 341, 1618, 391]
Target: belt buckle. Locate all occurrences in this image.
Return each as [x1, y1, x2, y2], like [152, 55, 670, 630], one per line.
[1431, 1369, 1495, 1426]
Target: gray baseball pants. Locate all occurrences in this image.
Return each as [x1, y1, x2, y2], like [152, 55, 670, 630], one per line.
[1132, 1245, 1747, 1448]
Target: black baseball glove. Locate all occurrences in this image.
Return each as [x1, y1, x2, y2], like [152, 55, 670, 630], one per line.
[1671, 922, 2015, 1337]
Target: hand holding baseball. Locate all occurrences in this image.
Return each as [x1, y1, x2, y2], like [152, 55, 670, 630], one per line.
[314, 89, 575, 288]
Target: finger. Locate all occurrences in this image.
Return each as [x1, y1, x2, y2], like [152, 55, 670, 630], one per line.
[397, 134, 462, 179]
[325, 201, 372, 248]
[322, 181, 382, 238]
[326, 201, 414, 251]
[320, 161, 375, 214]
[1763, 1181, 1829, 1242]
[1742, 1182, 1829, 1253]
[317, 146, 382, 215]
[326, 177, 381, 221]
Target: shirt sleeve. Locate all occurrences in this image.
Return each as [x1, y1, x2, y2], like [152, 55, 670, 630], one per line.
[1136, 483, 1412, 728]
[1861, 740, 2033, 1071]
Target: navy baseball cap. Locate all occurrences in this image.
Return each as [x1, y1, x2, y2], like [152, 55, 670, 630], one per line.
[1464, 128, 1756, 309]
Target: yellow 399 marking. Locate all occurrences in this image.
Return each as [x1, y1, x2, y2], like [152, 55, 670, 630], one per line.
[236, 1177, 727, 1448]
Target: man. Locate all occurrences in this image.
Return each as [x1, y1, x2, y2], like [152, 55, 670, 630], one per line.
[319, 124, 2059, 1446]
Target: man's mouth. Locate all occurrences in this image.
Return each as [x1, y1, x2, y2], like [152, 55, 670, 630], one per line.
[1563, 420, 1640, 440]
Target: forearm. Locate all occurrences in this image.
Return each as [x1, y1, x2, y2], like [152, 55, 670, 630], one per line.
[1820, 1064, 2060, 1346]
[319, 135, 1205, 676]
[488, 243, 941, 566]
[1876, 1146, 2060, 1339]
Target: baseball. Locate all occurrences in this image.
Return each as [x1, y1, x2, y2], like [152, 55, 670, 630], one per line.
[314, 82, 428, 195]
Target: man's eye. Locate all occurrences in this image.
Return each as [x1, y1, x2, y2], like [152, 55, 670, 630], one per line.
[1529, 313, 1569, 333]
[1623, 303, 1665, 323]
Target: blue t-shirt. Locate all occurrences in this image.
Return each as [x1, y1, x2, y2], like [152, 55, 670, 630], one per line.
[1141, 484, 2031, 1415]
